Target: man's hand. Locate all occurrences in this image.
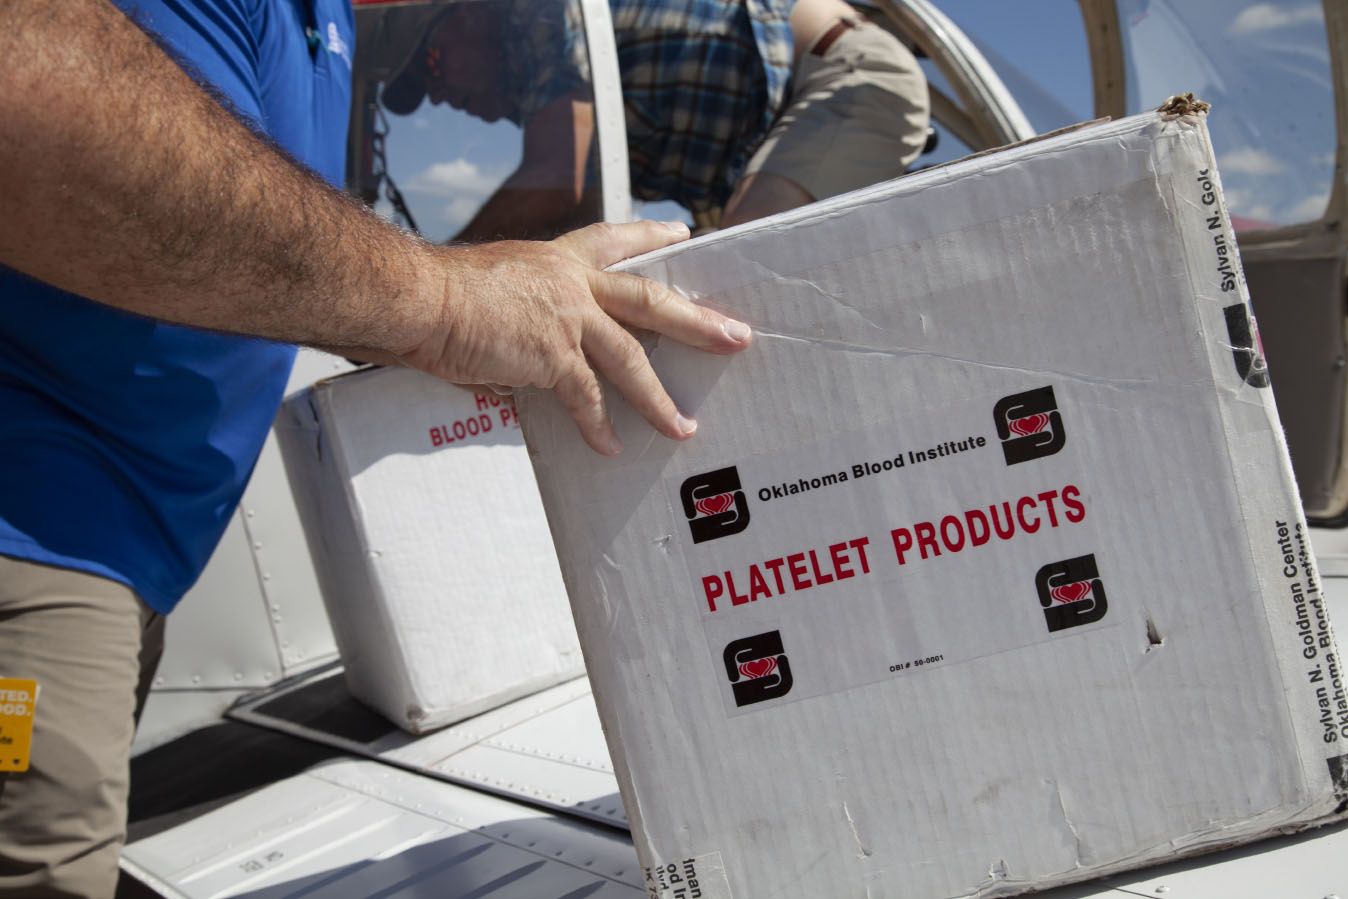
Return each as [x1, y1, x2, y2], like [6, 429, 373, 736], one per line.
[402, 221, 752, 455]
[0, 0, 749, 457]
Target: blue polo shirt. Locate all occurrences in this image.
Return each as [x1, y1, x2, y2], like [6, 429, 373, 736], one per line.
[0, 0, 353, 613]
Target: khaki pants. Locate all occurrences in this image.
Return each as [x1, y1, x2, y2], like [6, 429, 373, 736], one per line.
[0, 556, 164, 899]
[745, 20, 931, 200]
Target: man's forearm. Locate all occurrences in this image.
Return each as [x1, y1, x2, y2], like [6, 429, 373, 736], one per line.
[0, 0, 754, 455]
[0, 0, 437, 357]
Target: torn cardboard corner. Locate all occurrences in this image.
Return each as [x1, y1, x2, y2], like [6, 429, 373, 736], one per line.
[1158, 91, 1211, 117]
[518, 110, 1346, 899]
[277, 366, 583, 734]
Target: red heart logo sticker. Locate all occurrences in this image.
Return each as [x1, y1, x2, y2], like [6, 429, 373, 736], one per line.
[695, 493, 734, 517]
[1051, 581, 1092, 604]
[1009, 413, 1049, 437]
[739, 658, 777, 680]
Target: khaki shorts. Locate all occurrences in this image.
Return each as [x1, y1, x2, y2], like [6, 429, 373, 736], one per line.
[744, 20, 930, 201]
[0, 556, 164, 899]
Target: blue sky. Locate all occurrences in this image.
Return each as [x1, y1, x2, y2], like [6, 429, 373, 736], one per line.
[1115, 0, 1336, 228]
[373, 0, 1337, 240]
[914, 0, 1095, 143]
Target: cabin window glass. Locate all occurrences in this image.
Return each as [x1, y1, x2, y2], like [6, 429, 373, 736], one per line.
[1117, 0, 1336, 232]
[347, 0, 602, 242]
[911, 0, 1094, 135]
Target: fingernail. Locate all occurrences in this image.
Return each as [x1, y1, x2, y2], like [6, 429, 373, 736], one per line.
[660, 220, 690, 235]
[723, 319, 752, 342]
[676, 413, 698, 436]
[606, 431, 624, 456]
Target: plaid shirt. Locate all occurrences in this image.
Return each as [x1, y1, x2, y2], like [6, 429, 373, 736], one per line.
[506, 0, 793, 213]
[613, 0, 793, 212]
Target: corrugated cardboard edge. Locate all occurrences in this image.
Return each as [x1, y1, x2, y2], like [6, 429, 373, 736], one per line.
[277, 370, 424, 731]
[1177, 116, 1348, 825]
[281, 368, 587, 734]
[599, 112, 1177, 283]
[1156, 91, 1212, 118]
[963, 111, 1348, 898]
[361, 370, 586, 732]
[911, 116, 1112, 178]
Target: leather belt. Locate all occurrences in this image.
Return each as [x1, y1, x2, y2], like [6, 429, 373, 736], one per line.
[810, 16, 863, 57]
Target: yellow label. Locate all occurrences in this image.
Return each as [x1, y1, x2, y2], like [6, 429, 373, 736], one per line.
[0, 678, 39, 773]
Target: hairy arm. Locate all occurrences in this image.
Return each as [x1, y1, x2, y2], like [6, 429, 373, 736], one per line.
[0, 0, 440, 357]
[0, 0, 751, 454]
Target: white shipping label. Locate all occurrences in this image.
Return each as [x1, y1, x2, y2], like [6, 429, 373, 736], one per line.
[664, 385, 1118, 716]
[645, 853, 733, 899]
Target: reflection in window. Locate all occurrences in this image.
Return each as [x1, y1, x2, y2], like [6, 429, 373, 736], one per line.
[348, 0, 601, 243]
[1118, 0, 1335, 231]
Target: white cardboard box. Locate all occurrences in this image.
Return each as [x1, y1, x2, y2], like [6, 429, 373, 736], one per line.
[518, 111, 1348, 897]
[278, 366, 583, 733]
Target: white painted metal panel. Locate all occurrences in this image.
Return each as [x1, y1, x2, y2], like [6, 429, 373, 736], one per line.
[122, 755, 1181, 899]
[122, 762, 1348, 898]
[432, 742, 624, 827]
[122, 759, 644, 899]
[248, 348, 352, 680]
[160, 665, 1348, 898]
[232, 675, 627, 827]
[154, 513, 284, 691]
[122, 752, 1348, 899]
[238, 436, 337, 677]
[577, 0, 632, 224]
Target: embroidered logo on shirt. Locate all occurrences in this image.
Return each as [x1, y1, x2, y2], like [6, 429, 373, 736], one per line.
[327, 22, 352, 69]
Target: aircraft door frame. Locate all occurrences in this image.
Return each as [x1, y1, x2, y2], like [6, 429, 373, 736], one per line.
[576, 0, 634, 223]
[868, 0, 1036, 150]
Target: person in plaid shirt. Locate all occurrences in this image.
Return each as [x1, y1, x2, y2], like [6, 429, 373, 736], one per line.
[382, 0, 928, 235]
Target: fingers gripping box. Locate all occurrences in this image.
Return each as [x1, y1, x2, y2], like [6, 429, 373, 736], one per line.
[278, 367, 583, 733]
[518, 111, 1348, 898]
